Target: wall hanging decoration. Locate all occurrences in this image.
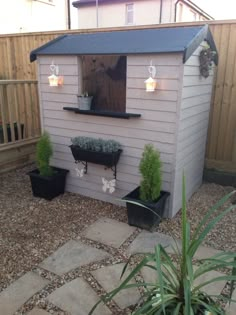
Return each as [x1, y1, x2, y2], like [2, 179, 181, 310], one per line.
[70, 137, 122, 180]
[102, 177, 116, 194]
[48, 61, 64, 86]
[199, 46, 216, 78]
[145, 60, 157, 92]
[75, 165, 85, 178]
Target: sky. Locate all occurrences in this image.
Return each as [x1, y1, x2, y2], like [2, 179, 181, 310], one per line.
[194, 0, 236, 20]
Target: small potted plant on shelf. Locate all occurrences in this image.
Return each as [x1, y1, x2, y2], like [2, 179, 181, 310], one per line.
[90, 177, 236, 315]
[70, 136, 122, 167]
[77, 92, 93, 110]
[123, 144, 169, 230]
[28, 131, 69, 200]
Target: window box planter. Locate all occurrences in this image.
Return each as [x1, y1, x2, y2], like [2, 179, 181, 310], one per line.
[70, 145, 122, 167]
[28, 167, 69, 200]
[123, 187, 170, 230]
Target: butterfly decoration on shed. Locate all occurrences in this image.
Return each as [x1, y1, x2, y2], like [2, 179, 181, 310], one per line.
[102, 177, 116, 194]
[75, 166, 85, 178]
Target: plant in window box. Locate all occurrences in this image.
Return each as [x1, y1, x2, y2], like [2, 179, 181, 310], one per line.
[77, 92, 93, 110]
[90, 176, 236, 315]
[70, 136, 122, 167]
[28, 132, 69, 200]
[123, 144, 170, 230]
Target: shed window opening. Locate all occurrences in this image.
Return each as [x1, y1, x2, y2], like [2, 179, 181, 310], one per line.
[125, 3, 134, 25]
[81, 55, 127, 113]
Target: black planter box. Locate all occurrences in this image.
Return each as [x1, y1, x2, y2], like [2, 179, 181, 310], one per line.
[28, 167, 69, 200]
[0, 123, 24, 143]
[70, 145, 122, 167]
[123, 187, 170, 230]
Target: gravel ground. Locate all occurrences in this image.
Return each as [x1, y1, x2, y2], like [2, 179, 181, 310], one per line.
[0, 163, 236, 296]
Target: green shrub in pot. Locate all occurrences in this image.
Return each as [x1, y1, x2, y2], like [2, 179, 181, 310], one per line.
[36, 131, 54, 176]
[90, 176, 236, 315]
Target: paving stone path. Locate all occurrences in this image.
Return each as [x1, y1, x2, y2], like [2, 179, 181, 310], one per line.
[0, 217, 235, 315]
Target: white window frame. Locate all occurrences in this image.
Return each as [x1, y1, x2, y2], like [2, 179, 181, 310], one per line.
[125, 3, 134, 25]
[190, 10, 197, 21]
[33, 0, 55, 5]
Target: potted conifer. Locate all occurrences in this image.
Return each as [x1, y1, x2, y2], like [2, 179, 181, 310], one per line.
[28, 132, 69, 200]
[123, 144, 169, 229]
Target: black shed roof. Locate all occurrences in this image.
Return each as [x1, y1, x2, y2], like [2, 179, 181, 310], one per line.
[30, 25, 218, 64]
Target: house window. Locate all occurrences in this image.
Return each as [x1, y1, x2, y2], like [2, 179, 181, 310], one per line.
[126, 3, 134, 25]
[177, 3, 183, 22]
[190, 10, 197, 21]
[81, 55, 127, 113]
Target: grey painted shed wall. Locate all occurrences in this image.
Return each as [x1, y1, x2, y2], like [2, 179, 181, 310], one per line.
[38, 53, 182, 215]
[37, 44, 214, 217]
[172, 43, 214, 216]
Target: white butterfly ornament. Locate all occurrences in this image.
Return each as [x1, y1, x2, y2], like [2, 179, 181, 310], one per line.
[75, 167, 85, 178]
[102, 177, 116, 194]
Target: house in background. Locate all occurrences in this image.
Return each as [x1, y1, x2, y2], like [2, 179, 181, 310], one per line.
[0, 0, 72, 34]
[72, 0, 213, 29]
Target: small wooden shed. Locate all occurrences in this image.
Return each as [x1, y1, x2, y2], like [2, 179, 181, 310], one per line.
[31, 25, 217, 217]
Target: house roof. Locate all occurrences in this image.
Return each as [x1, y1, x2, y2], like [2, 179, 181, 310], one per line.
[30, 25, 218, 64]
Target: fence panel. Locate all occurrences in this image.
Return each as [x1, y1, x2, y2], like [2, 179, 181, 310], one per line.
[0, 80, 41, 145]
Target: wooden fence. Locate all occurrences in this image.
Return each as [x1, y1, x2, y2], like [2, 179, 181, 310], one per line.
[1, 20, 236, 171]
[0, 80, 40, 172]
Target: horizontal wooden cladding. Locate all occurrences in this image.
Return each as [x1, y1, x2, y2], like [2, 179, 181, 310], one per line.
[182, 85, 213, 99]
[184, 66, 214, 76]
[53, 150, 173, 176]
[40, 75, 79, 85]
[127, 78, 179, 91]
[44, 118, 176, 145]
[127, 65, 181, 79]
[51, 158, 172, 191]
[40, 84, 79, 95]
[127, 88, 178, 102]
[52, 141, 174, 164]
[39, 56, 78, 65]
[180, 103, 209, 120]
[43, 109, 176, 133]
[181, 93, 211, 109]
[40, 64, 79, 76]
[127, 54, 182, 66]
[183, 75, 213, 87]
[47, 126, 175, 154]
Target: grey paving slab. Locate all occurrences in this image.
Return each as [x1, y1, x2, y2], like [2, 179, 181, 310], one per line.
[47, 278, 111, 315]
[128, 231, 222, 260]
[28, 309, 50, 315]
[92, 263, 140, 309]
[225, 289, 236, 315]
[83, 218, 136, 248]
[39, 240, 110, 275]
[193, 268, 226, 296]
[141, 262, 158, 285]
[128, 231, 181, 255]
[194, 245, 221, 260]
[0, 272, 49, 315]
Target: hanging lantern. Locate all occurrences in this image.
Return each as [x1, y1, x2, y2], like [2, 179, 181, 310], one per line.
[48, 74, 59, 86]
[145, 76, 157, 92]
[145, 61, 157, 92]
[48, 62, 64, 86]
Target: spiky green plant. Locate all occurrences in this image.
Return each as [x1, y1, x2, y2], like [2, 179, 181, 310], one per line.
[36, 132, 53, 176]
[139, 144, 162, 202]
[89, 176, 236, 315]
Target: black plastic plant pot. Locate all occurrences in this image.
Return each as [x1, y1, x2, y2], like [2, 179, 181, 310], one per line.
[123, 187, 170, 230]
[28, 167, 69, 200]
[70, 145, 122, 167]
[0, 123, 24, 143]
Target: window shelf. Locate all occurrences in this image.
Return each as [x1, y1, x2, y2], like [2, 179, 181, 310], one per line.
[63, 107, 141, 119]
